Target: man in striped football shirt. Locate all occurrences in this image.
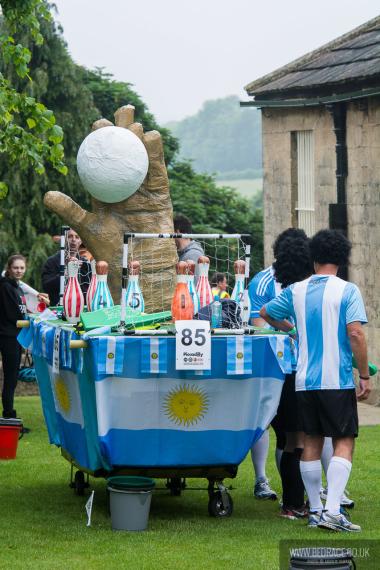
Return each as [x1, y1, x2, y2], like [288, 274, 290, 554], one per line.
[260, 230, 370, 532]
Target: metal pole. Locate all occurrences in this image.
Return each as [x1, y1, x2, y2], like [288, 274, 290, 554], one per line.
[119, 233, 129, 327]
[59, 226, 69, 306]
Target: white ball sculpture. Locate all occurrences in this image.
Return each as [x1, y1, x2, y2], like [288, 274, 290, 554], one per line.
[76, 126, 149, 203]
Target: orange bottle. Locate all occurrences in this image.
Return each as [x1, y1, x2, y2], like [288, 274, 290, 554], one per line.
[171, 261, 194, 321]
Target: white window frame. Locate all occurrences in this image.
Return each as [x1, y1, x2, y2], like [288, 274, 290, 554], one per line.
[295, 130, 315, 237]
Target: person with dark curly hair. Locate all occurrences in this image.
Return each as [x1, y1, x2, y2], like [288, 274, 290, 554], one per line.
[247, 227, 309, 504]
[260, 229, 370, 532]
[271, 235, 313, 520]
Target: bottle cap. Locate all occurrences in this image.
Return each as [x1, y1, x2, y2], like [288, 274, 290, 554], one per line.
[198, 256, 210, 265]
[214, 295, 220, 302]
[234, 260, 246, 274]
[176, 261, 188, 275]
[129, 260, 140, 276]
[186, 259, 196, 275]
[96, 261, 109, 275]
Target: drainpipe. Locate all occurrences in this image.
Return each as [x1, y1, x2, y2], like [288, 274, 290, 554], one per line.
[326, 102, 348, 280]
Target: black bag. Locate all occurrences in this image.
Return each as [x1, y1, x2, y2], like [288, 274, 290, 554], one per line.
[195, 299, 242, 329]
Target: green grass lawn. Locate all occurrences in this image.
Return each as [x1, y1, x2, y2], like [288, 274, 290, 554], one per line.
[1, 396, 379, 569]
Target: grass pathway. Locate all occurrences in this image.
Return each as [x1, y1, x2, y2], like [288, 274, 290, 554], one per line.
[1, 397, 379, 569]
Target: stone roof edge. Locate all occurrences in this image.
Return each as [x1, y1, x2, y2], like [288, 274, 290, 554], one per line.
[245, 15, 380, 95]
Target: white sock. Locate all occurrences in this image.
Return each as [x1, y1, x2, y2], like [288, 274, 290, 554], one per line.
[300, 460, 323, 512]
[325, 457, 352, 516]
[275, 447, 283, 475]
[321, 437, 334, 478]
[251, 429, 269, 481]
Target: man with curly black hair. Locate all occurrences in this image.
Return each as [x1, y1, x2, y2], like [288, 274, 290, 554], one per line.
[247, 228, 310, 505]
[260, 229, 370, 532]
[271, 235, 313, 520]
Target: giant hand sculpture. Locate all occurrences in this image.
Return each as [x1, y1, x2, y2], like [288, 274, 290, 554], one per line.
[44, 105, 177, 312]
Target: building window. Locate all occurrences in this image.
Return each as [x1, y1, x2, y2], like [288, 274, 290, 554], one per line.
[291, 130, 315, 236]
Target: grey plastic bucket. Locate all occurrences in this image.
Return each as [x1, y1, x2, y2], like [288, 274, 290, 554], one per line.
[107, 476, 155, 531]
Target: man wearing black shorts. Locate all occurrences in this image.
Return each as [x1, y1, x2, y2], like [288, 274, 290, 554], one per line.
[261, 230, 370, 532]
[249, 229, 312, 513]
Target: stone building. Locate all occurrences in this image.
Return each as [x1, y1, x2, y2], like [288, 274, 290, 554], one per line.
[243, 16, 380, 401]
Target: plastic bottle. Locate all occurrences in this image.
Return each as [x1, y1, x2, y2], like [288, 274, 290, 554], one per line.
[211, 295, 222, 329]
[171, 261, 194, 321]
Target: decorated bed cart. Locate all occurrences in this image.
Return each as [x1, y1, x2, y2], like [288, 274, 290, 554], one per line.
[18, 315, 292, 517]
[16, 230, 296, 517]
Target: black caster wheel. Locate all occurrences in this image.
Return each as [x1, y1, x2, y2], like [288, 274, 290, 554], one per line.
[208, 491, 233, 517]
[74, 470, 86, 496]
[167, 477, 183, 496]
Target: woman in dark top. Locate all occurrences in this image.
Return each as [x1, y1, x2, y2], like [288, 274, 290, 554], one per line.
[0, 254, 48, 423]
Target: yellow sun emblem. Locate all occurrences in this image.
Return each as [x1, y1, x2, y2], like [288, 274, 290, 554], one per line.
[55, 377, 71, 414]
[163, 384, 209, 427]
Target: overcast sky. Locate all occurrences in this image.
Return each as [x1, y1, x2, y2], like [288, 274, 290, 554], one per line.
[54, 1, 379, 123]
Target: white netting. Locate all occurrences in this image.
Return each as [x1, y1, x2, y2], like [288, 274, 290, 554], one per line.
[127, 234, 249, 315]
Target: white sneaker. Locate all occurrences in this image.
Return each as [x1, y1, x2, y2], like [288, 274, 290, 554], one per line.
[318, 510, 361, 532]
[254, 477, 277, 500]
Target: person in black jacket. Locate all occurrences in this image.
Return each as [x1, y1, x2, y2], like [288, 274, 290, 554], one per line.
[0, 255, 29, 420]
[41, 228, 91, 306]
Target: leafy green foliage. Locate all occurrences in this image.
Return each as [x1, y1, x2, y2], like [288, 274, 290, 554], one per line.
[170, 161, 263, 275]
[0, 1, 67, 186]
[0, 8, 263, 291]
[167, 96, 262, 176]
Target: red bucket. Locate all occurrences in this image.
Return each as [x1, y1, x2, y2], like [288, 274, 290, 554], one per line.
[0, 419, 23, 460]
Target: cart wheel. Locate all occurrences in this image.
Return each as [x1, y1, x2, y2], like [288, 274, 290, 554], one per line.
[74, 470, 86, 496]
[167, 477, 183, 496]
[208, 491, 233, 518]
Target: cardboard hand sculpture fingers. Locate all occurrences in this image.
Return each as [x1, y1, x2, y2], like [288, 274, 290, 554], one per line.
[44, 105, 177, 312]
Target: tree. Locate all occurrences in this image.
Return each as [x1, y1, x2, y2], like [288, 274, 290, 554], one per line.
[82, 68, 179, 166]
[0, 0, 67, 204]
[169, 161, 263, 275]
[0, 8, 264, 291]
[167, 96, 262, 177]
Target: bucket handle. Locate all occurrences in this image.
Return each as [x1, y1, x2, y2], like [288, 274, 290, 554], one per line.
[18, 428, 24, 441]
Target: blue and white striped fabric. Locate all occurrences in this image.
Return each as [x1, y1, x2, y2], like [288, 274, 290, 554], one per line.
[97, 336, 125, 375]
[94, 372, 283, 467]
[265, 275, 368, 391]
[141, 338, 168, 373]
[268, 335, 293, 374]
[60, 329, 73, 369]
[29, 318, 289, 471]
[248, 266, 282, 320]
[227, 336, 253, 375]
[32, 322, 54, 363]
[91, 279, 114, 311]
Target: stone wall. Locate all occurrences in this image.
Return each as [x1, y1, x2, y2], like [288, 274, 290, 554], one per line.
[346, 96, 380, 402]
[262, 106, 336, 261]
[261, 99, 380, 402]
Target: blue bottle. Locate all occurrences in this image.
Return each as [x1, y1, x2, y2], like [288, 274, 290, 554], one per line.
[211, 295, 222, 328]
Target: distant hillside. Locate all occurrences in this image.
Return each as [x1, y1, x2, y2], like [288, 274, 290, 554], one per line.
[166, 95, 262, 178]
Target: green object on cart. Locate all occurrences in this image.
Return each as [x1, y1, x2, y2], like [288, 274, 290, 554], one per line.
[352, 356, 378, 376]
[123, 311, 172, 330]
[80, 305, 131, 330]
[80, 304, 172, 331]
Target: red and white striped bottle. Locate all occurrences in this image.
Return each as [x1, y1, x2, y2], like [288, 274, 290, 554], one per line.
[86, 259, 97, 311]
[195, 256, 213, 308]
[63, 260, 84, 324]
